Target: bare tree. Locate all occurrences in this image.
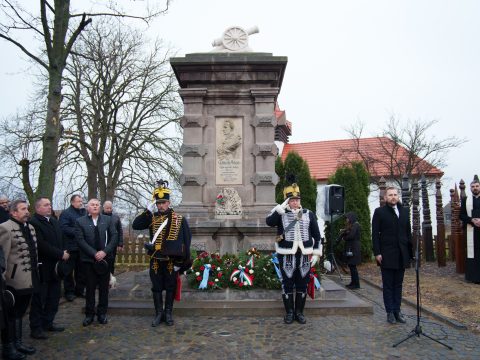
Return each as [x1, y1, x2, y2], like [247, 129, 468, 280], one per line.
[61, 20, 182, 203]
[342, 117, 463, 187]
[0, 0, 170, 200]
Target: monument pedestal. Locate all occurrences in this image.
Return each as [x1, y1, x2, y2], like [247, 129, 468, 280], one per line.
[171, 52, 288, 254]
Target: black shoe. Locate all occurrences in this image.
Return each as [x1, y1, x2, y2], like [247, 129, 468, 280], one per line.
[394, 311, 406, 323]
[97, 315, 108, 325]
[30, 329, 48, 340]
[15, 342, 36, 355]
[82, 316, 94, 327]
[45, 323, 65, 332]
[387, 312, 396, 324]
[346, 284, 360, 289]
[65, 293, 76, 302]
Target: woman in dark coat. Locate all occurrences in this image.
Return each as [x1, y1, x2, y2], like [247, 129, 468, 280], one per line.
[342, 212, 361, 289]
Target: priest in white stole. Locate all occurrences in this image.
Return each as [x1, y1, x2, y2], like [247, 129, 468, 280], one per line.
[460, 176, 480, 284]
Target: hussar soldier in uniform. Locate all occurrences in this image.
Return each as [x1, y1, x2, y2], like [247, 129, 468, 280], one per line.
[132, 180, 192, 326]
[266, 176, 322, 324]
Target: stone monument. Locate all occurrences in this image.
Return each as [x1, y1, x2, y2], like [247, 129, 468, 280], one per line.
[170, 26, 288, 254]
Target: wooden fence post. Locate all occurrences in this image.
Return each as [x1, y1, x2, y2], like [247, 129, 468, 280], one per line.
[421, 175, 434, 262]
[453, 184, 465, 273]
[435, 178, 446, 266]
[412, 179, 421, 265]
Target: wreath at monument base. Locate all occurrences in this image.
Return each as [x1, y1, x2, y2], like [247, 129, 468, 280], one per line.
[187, 248, 322, 291]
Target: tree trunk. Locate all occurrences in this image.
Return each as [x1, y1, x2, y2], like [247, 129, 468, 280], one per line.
[35, 71, 63, 199]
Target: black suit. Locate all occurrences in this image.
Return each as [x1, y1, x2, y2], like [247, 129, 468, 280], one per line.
[102, 212, 123, 274]
[75, 214, 117, 317]
[29, 214, 65, 331]
[372, 203, 413, 313]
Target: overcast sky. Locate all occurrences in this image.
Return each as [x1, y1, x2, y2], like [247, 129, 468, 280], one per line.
[0, 0, 478, 198]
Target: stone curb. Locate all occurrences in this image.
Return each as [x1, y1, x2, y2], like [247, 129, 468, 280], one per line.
[360, 276, 468, 330]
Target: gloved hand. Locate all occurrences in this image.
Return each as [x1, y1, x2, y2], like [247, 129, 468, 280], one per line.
[272, 198, 290, 214]
[323, 260, 332, 272]
[146, 201, 156, 214]
[144, 242, 154, 252]
[310, 255, 319, 267]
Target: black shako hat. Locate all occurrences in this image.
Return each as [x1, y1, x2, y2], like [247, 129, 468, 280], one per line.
[2, 289, 15, 310]
[55, 260, 74, 280]
[153, 179, 171, 203]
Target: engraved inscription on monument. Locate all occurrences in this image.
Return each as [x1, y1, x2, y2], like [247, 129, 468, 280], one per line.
[216, 117, 243, 185]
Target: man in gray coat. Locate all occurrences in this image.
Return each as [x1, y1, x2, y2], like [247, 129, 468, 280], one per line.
[75, 199, 117, 327]
[0, 200, 38, 359]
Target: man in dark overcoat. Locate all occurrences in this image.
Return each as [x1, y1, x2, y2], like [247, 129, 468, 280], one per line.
[0, 197, 10, 224]
[29, 197, 69, 339]
[372, 186, 413, 324]
[75, 199, 118, 326]
[460, 176, 480, 284]
[102, 201, 123, 275]
[59, 194, 86, 301]
[341, 212, 362, 289]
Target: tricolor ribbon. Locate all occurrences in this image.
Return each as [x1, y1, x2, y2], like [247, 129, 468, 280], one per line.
[230, 266, 253, 286]
[270, 253, 283, 281]
[307, 271, 321, 299]
[198, 264, 211, 289]
[246, 255, 255, 268]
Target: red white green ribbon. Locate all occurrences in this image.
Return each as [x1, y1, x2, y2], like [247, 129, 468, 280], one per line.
[230, 266, 253, 286]
[246, 255, 255, 268]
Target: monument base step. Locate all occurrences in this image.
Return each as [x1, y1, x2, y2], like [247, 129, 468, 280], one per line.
[108, 271, 372, 317]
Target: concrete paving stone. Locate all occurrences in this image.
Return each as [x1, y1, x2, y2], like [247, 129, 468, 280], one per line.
[22, 276, 480, 359]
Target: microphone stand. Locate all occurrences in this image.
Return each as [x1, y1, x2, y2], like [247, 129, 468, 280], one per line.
[392, 232, 452, 349]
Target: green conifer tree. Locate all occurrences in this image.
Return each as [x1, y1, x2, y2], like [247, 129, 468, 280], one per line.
[275, 152, 317, 213]
[328, 161, 372, 262]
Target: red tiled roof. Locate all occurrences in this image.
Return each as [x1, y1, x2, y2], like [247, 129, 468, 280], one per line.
[281, 137, 444, 181]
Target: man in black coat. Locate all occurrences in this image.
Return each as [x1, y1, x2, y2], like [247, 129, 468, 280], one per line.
[372, 186, 413, 324]
[59, 194, 86, 301]
[102, 201, 123, 275]
[0, 196, 10, 224]
[75, 199, 118, 326]
[341, 212, 362, 289]
[29, 198, 69, 340]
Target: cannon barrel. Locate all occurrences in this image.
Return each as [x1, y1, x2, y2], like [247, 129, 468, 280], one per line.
[212, 25, 259, 48]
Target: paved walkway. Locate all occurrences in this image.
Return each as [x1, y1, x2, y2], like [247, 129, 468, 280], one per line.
[25, 275, 480, 360]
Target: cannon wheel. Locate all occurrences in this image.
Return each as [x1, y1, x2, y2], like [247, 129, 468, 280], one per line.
[222, 26, 249, 51]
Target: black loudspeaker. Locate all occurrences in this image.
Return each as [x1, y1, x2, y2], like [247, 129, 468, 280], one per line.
[324, 185, 345, 215]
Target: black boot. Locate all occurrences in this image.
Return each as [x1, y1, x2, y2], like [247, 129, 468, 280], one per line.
[282, 293, 294, 324]
[294, 292, 307, 324]
[164, 290, 175, 326]
[151, 291, 164, 327]
[2, 320, 26, 360]
[14, 319, 35, 355]
[2, 343, 26, 360]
